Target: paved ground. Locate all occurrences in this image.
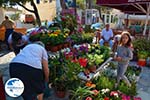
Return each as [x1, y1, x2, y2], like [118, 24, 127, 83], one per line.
[0, 51, 150, 100]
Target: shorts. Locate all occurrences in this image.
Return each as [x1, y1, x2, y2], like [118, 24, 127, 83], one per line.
[9, 63, 45, 100]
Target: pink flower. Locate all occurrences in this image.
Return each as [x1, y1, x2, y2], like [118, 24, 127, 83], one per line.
[121, 94, 130, 100]
[110, 91, 119, 97]
[86, 97, 92, 100]
[92, 89, 99, 96]
[133, 97, 142, 100]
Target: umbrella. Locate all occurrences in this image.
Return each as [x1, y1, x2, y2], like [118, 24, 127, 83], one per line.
[96, 0, 150, 36]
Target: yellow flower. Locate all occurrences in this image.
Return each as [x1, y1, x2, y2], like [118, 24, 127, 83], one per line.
[54, 34, 58, 36]
[48, 34, 51, 37]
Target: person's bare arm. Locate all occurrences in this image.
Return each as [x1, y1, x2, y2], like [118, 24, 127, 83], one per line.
[42, 59, 49, 82]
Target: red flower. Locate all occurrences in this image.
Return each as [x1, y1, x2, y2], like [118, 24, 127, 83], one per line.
[78, 58, 88, 67]
[61, 17, 66, 21]
[86, 97, 92, 100]
[104, 97, 109, 100]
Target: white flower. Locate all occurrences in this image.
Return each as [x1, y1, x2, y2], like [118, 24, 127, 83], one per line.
[113, 93, 119, 98]
[101, 88, 110, 94]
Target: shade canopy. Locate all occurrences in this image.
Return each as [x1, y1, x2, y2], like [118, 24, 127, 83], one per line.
[96, 0, 150, 14]
[96, 0, 150, 36]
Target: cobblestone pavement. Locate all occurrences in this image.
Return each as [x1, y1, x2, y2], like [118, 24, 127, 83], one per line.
[0, 52, 150, 100]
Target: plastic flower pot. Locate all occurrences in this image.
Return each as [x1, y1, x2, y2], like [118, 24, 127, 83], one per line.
[55, 90, 66, 98]
[78, 58, 88, 67]
[63, 43, 69, 48]
[138, 59, 146, 67]
[50, 46, 58, 52]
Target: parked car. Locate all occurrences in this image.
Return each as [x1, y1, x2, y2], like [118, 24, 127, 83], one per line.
[91, 22, 104, 30]
[25, 14, 35, 24]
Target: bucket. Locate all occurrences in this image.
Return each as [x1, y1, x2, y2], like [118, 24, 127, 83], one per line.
[138, 59, 146, 67]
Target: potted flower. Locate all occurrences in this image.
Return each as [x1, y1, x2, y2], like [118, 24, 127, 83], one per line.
[81, 33, 94, 43]
[137, 51, 148, 67]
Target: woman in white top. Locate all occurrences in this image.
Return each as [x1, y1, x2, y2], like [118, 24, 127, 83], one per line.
[9, 35, 49, 100]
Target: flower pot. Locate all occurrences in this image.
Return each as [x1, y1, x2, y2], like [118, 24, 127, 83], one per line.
[55, 90, 66, 98]
[88, 65, 97, 73]
[63, 43, 68, 48]
[50, 46, 58, 52]
[45, 45, 51, 51]
[57, 44, 63, 51]
[138, 59, 146, 67]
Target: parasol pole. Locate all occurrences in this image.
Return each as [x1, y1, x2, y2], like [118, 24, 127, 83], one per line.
[148, 27, 150, 40]
[132, 3, 148, 36]
[143, 3, 150, 36]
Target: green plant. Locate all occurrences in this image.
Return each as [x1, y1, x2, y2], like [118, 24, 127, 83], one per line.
[70, 86, 94, 100]
[137, 51, 149, 59]
[82, 33, 94, 43]
[94, 75, 115, 91]
[54, 14, 78, 33]
[49, 52, 84, 92]
[62, 59, 84, 90]
[133, 38, 150, 52]
[118, 82, 137, 96]
[69, 33, 83, 44]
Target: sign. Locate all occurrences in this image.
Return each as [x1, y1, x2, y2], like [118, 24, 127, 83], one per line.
[5, 78, 24, 97]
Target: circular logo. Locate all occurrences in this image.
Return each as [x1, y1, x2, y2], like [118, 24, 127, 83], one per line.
[5, 78, 24, 97]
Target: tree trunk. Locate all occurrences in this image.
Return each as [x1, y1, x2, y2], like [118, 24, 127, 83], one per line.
[17, 0, 41, 27]
[31, 0, 41, 26]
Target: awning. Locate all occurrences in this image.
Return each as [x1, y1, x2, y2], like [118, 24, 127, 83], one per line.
[96, 0, 150, 36]
[96, 0, 149, 14]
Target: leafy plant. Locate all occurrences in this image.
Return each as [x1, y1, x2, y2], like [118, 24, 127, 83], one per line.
[118, 82, 137, 96]
[69, 33, 83, 44]
[94, 75, 115, 91]
[137, 51, 149, 59]
[70, 86, 94, 100]
[62, 59, 84, 90]
[82, 33, 94, 43]
[133, 38, 150, 52]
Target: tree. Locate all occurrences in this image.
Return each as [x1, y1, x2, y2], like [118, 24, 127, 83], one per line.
[0, 0, 53, 26]
[16, 0, 41, 26]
